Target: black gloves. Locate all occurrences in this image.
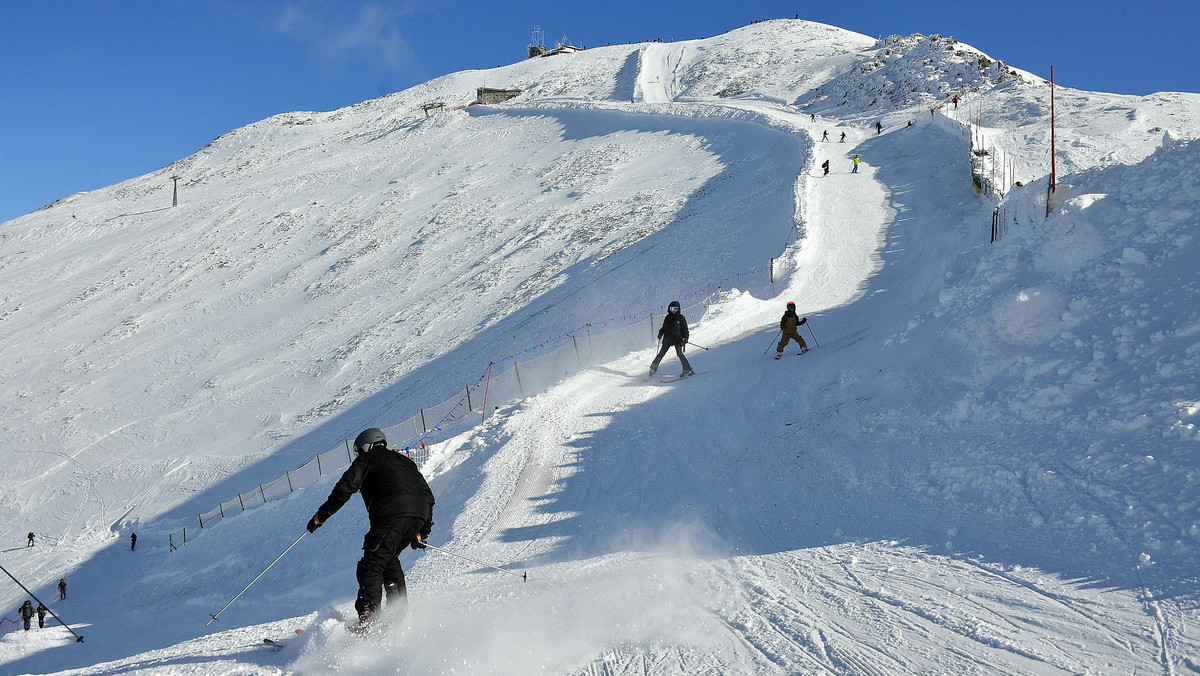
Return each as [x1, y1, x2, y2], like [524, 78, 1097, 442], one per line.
[799, 316, 807, 325]
[410, 533, 428, 550]
[306, 514, 323, 533]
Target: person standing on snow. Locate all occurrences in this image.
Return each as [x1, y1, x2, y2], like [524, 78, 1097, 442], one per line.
[36, 603, 47, 629]
[821, 159, 830, 176]
[27, 532, 34, 547]
[649, 300, 694, 377]
[851, 155, 860, 173]
[306, 428, 435, 629]
[876, 121, 883, 135]
[821, 130, 828, 141]
[19, 601, 34, 631]
[130, 532, 137, 551]
[58, 578, 66, 601]
[775, 302, 809, 359]
[839, 131, 846, 142]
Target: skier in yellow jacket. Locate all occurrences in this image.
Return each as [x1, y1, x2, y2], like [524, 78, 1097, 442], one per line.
[775, 302, 809, 359]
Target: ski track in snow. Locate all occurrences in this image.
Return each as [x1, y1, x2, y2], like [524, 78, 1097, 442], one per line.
[2, 18, 1199, 676]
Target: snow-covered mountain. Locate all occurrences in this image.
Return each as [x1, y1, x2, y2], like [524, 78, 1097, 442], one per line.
[1, 18, 1198, 675]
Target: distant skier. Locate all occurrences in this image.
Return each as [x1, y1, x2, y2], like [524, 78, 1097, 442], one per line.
[649, 300, 694, 378]
[36, 603, 47, 629]
[821, 130, 828, 142]
[27, 532, 34, 547]
[775, 302, 809, 359]
[19, 601, 34, 631]
[58, 578, 66, 601]
[810, 113, 815, 122]
[307, 427, 435, 630]
[821, 159, 830, 176]
[839, 131, 846, 143]
[876, 121, 882, 135]
[130, 532, 137, 551]
[953, 94, 959, 109]
[852, 155, 860, 173]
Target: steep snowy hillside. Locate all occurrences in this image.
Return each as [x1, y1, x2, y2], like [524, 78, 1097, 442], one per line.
[0, 55, 803, 538]
[1, 18, 1198, 676]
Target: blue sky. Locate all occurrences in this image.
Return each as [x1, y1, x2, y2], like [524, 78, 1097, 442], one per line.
[1, 0, 1194, 224]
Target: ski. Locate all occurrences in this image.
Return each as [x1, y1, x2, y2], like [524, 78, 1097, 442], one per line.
[643, 370, 699, 383]
[262, 628, 303, 650]
[659, 372, 699, 383]
[773, 348, 812, 359]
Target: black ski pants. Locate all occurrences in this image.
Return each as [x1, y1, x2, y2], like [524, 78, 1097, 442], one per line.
[650, 341, 691, 374]
[354, 516, 425, 618]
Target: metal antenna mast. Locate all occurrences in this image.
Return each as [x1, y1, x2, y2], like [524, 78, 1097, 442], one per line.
[528, 26, 546, 58]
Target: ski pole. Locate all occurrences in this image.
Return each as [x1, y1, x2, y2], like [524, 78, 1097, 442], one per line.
[802, 318, 820, 347]
[0, 562, 84, 642]
[420, 541, 527, 582]
[686, 342, 710, 351]
[207, 531, 307, 625]
[763, 330, 781, 354]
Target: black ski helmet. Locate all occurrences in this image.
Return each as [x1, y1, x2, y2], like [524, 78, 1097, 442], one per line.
[668, 300, 681, 311]
[354, 428, 387, 453]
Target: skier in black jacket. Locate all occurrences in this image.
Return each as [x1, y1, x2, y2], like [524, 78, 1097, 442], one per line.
[306, 428, 435, 628]
[19, 601, 34, 631]
[649, 300, 694, 377]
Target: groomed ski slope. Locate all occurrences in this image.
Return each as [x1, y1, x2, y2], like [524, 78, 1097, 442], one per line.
[2, 18, 1198, 676]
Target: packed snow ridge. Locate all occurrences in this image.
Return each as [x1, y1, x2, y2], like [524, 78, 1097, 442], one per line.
[2, 18, 1199, 676]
